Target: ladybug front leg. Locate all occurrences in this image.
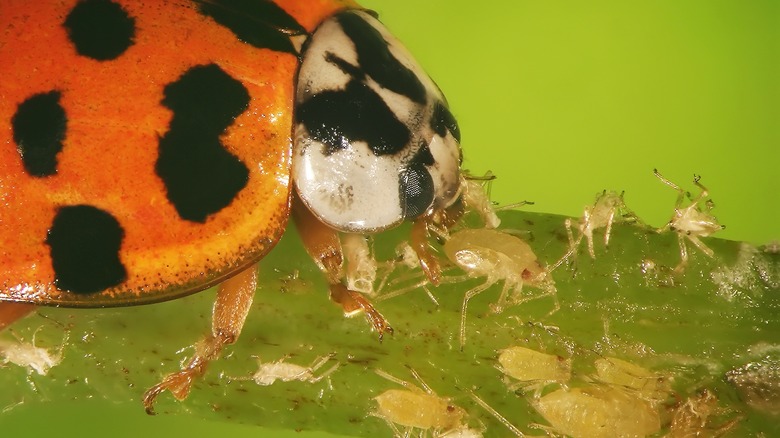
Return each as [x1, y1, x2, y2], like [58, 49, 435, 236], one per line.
[410, 216, 443, 286]
[292, 194, 392, 339]
[410, 197, 466, 287]
[142, 264, 257, 414]
[0, 302, 36, 331]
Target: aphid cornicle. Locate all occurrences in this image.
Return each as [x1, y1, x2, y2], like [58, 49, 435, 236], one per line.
[0, 0, 463, 413]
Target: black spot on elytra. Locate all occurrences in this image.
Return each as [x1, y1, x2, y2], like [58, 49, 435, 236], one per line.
[297, 81, 410, 156]
[337, 12, 426, 104]
[431, 101, 461, 143]
[12, 91, 67, 177]
[156, 64, 250, 223]
[64, 0, 136, 61]
[399, 145, 435, 219]
[195, 0, 306, 55]
[46, 205, 127, 294]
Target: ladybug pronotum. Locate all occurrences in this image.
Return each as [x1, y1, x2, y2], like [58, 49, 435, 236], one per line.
[0, 0, 463, 412]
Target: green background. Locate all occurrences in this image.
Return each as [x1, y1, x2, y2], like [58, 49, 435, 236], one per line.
[2, 1, 776, 437]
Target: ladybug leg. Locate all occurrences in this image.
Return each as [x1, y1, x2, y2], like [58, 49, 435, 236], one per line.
[142, 265, 257, 415]
[292, 194, 392, 339]
[0, 302, 36, 331]
[410, 217, 442, 286]
[410, 198, 465, 287]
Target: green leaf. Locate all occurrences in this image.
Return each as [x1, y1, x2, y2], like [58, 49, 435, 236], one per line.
[1, 210, 778, 436]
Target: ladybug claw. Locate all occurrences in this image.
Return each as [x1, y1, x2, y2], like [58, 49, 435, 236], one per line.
[142, 364, 203, 415]
[142, 335, 223, 414]
[143, 359, 206, 415]
[329, 284, 392, 339]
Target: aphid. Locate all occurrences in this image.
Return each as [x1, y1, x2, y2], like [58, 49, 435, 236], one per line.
[379, 227, 558, 348]
[1, 0, 463, 413]
[443, 228, 558, 349]
[725, 353, 780, 416]
[654, 169, 725, 272]
[459, 172, 501, 229]
[342, 233, 378, 296]
[531, 384, 661, 438]
[497, 346, 571, 396]
[373, 368, 480, 437]
[233, 354, 340, 386]
[563, 190, 637, 261]
[593, 357, 670, 402]
[0, 331, 65, 376]
[667, 390, 741, 437]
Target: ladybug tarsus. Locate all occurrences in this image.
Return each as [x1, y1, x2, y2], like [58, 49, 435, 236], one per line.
[144, 265, 257, 413]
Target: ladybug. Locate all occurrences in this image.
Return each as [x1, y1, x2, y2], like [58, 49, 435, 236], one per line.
[0, 0, 462, 413]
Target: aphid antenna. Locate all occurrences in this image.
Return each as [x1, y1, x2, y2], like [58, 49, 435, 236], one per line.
[496, 228, 533, 240]
[494, 200, 535, 212]
[653, 168, 682, 191]
[375, 368, 421, 393]
[462, 170, 497, 182]
[467, 389, 525, 437]
[404, 365, 435, 394]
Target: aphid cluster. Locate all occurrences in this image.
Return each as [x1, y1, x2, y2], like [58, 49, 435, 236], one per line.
[479, 345, 671, 437]
[557, 170, 725, 272]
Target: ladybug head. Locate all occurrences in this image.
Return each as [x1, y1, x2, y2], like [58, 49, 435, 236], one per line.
[292, 10, 462, 233]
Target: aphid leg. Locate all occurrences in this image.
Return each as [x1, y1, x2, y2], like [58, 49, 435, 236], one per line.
[564, 217, 581, 256]
[602, 207, 617, 249]
[549, 222, 579, 272]
[489, 280, 513, 314]
[692, 174, 709, 199]
[292, 194, 392, 339]
[581, 209, 598, 259]
[303, 354, 341, 383]
[376, 277, 430, 302]
[143, 265, 257, 415]
[0, 302, 36, 331]
[422, 286, 441, 307]
[376, 419, 405, 438]
[674, 234, 690, 273]
[460, 281, 495, 349]
[687, 234, 715, 258]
